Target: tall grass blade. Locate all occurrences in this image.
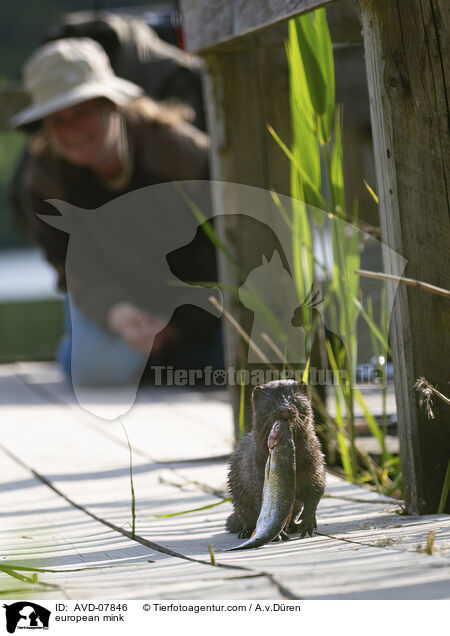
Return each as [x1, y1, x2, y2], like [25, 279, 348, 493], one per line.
[352, 294, 391, 353]
[315, 8, 335, 143]
[239, 376, 246, 438]
[363, 179, 379, 203]
[302, 356, 311, 383]
[325, 339, 354, 480]
[438, 458, 450, 514]
[294, 13, 327, 116]
[119, 418, 136, 539]
[335, 394, 353, 480]
[330, 108, 345, 214]
[384, 471, 403, 497]
[354, 388, 390, 461]
[267, 124, 328, 211]
[208, 544, 217, 566]
[152, 498, 231, 518]
[294, 10, 334, 144]
[287, 21, 321, 192]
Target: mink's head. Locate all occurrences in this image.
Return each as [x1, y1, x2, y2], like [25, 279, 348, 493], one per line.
[251, 379, 313, 437]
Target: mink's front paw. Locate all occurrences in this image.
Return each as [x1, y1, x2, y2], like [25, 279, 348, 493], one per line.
[298, 513, 317, 538]
[238, 528, 253, 539]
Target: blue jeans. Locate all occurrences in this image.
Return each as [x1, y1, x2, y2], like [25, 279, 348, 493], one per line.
[56, 296, 147, 386]
[56, 296, 224, 386]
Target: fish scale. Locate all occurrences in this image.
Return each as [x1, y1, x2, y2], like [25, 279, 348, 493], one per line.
[226, 419, 296, 551]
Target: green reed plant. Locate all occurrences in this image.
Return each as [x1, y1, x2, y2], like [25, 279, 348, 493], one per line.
[177, 10, 398, 493]
[269, 8, 397, 491]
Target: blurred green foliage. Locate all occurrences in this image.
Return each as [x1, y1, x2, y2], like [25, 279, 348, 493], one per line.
[0, 299, 63, 361]
[0, 131, 26, 248]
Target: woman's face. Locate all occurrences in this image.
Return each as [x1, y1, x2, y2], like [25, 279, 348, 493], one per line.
[45, 99, 114, 168]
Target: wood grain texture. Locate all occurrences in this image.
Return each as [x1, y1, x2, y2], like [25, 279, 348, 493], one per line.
[202, 30, 294, 440]
[2, 363, 450, 600]
[180, 0, 335, 52]
[187, 9, 377, 440]
[360, 0, 450, 513]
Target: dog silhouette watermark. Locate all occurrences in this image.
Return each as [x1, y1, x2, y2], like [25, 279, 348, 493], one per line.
[3, 602, 50, 634]
[39, 181, 406, 418]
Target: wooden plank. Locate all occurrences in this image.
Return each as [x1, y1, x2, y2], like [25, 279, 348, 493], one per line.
[2, 365, 450, 600]
[181, 2, 362, 53]
[4, 422, 450, 600]
[0, 391, 280, 599]
[171, 470, 450, 599]
[180, 0, 336, 52]
[0, 446, 162, 599]
[222, 481, 450, 598]
[360, 0, 450, 514]
[11, 362, 234, 462]
[218, 534, 450, 599]
[0, 457, 276, 600]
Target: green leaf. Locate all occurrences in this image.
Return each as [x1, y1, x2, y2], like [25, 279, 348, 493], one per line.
[363, 179, 379, 204]
[330, 106, 345, 214]
[354, 389, 390, 458]
[295, 13, 327, 115]
[291, 197, 314, 304]
[287, 21, 321, 204]
[438, 458, 450, 514]
[352, 294, 391, 353]
[267, 124, 328, 211]
[208, 544, 217, 566]
[294, 9, 335, 144]
[384, 472, 403, 497]
[270, 189, 329, 273]
[315, 8, 335, 143]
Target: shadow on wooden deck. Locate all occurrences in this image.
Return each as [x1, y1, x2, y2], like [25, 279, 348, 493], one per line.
[1, 362, 449, 600]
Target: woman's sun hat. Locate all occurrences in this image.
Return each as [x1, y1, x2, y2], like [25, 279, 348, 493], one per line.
[11, 37, 143, 129]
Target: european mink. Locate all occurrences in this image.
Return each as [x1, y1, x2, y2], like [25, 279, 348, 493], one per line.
[226, 379, 326, 539]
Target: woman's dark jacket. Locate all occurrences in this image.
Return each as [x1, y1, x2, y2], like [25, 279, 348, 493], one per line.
[9, 97, 220, 363]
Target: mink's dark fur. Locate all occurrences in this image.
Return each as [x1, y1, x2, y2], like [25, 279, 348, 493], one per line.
[226, 379, 326, 539]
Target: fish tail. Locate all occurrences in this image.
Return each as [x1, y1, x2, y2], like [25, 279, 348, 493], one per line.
[225, 529, 275, 551]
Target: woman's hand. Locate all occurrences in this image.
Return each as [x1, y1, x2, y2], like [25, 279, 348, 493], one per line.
[107, 302, 173, 354]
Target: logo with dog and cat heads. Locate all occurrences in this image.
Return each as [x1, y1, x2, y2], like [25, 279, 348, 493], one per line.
[3, 602, 51, 634]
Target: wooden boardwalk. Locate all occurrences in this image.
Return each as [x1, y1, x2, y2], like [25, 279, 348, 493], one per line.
[1, 362, 449, 600]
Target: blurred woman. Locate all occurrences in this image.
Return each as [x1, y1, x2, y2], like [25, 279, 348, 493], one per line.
[10, 38, 221, 386]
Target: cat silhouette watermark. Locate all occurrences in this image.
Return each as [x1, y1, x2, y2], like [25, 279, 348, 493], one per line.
[39, 181, 406, 418]
[3, 603, 50, 634]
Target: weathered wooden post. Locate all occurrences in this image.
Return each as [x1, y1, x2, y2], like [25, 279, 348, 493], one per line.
[360, 0, 450, 513]
[180, 1, 367, 445]
[181, 0, 450, 513]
